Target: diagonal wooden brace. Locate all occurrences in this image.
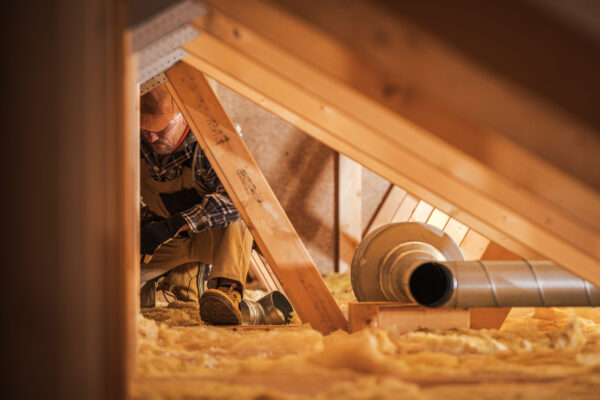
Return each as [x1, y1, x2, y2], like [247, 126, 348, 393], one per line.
[165, 62, 347, 333]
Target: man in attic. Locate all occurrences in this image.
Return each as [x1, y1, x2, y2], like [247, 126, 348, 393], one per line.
[138, 84, 253, 325]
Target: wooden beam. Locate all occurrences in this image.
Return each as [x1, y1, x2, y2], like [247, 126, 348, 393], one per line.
[392, 194, 419, 223]
[481, 241, 521, 261]
[470, 241, 522, 329]
[444, 218, 470, 247]
[200, 0, 600, 203]
[181, 24, 600, 288]
[348, 302, 470, 333]
[364, 184, 404, 236]
[4, 1, 133, 397]
[364, 184, 487, 264]
[191, 2, 600, 286]
[460, 230, 491, 260]
[470, 308, 511, 330]
[336, 154, 362, 273]
[123, 29, 139, 389]
[427, 208, 450, 230]
[165, 62, 347, 333]
[249, 249, 282, 293]
[408, 200, 434, 223]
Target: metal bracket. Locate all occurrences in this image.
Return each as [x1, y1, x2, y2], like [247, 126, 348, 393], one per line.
[133, 0, 204, 84]
[139, 48, 190, 85]
[132, 0, 206, 51]
[140, 73, 168, 96]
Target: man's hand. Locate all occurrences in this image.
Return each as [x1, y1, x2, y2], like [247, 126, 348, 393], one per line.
[140, 213, 188, 257]
[175, 223, 190, 237]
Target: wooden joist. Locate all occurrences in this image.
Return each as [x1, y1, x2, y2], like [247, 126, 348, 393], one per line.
[184, 5, 600, 288]
[363, 184, 490, 259]
[427, 208, 450, 231]
[200, 0, 600, 206]
[363, 185, 405, 236]
[392, 195, 419, 225]
[165, 62, 347, 333]
[336, 154, 361, 273]
[408, 200, 434, 223]
[460, 230, 491, 261]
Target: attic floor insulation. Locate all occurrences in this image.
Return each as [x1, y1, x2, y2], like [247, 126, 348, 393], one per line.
[132, 273, 600, 399]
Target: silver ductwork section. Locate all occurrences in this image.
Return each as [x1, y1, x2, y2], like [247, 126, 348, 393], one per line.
[351, 222, 600, 308]
[239, 291, 294, 325]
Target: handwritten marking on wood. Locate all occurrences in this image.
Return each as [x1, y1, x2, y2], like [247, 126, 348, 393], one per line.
[237, 169, 264, 203]
[207, 119, 230, 144]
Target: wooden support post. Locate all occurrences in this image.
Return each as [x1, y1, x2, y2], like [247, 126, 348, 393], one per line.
[189, 3, 600, 289]
[165, 62, 347, 333]
[337, 154, 362, 273]
[5, 1, 133, 397]
[123, 29, 140, 388]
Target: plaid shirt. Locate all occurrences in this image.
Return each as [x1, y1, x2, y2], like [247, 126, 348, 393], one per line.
[141, 130, 240, 233]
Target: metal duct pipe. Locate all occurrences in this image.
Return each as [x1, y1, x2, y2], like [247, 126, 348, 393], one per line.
[239, 291, 295, 325]
[411, 260, 600, 307]
[351, 222, 600, 308]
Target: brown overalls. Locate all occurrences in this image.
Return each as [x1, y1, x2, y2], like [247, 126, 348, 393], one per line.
[140, 147, 252, 293]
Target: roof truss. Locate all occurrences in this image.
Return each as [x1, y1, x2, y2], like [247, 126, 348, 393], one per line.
[178, 0, 600, 288]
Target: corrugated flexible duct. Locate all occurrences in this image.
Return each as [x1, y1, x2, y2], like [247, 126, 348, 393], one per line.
[351, 222, 600, 308]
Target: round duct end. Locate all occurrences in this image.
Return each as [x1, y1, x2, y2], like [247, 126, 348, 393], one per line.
[351, 222, 464, 301]
[409, 262, 455, 307]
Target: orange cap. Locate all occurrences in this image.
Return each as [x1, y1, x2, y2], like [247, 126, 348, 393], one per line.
[140, 84, 179, 132]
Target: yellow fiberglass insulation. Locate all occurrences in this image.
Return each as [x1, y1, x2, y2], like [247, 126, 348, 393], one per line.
[133, 273, 600, 399]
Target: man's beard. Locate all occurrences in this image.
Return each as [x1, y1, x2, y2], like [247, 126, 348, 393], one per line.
[152, 141, 172, 154]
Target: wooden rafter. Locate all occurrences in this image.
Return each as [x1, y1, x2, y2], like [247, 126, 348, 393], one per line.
[182, 3, 600, 288]
[199, 0, 600, 207]
[364, 184, 490, 260]
[165, 62, 347, 333]
[364, 184, 403, 236]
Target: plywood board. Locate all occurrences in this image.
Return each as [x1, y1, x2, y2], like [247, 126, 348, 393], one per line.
[348, 302, 470, 333]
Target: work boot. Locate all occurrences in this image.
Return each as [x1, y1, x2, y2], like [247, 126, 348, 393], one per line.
[199, 281, 243, 325]
[158, 262, 200, 303]
[140, 278, 157, 308]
